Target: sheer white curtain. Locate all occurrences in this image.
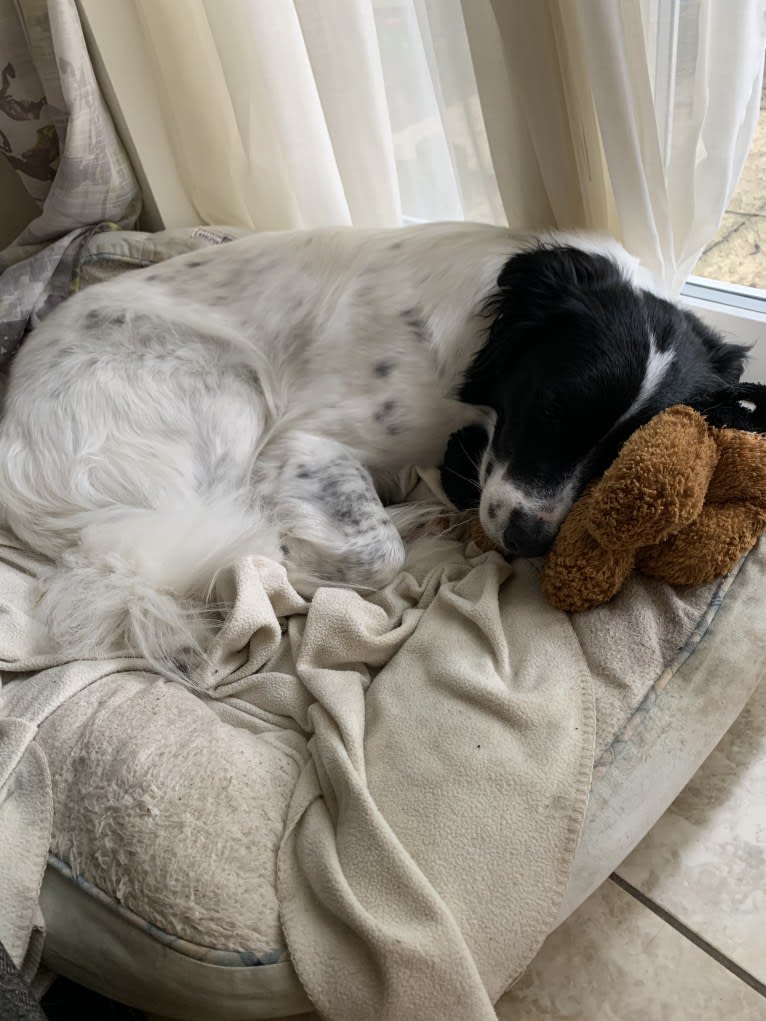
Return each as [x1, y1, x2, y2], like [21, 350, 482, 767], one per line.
[130, 0, 766, 291]
[575, 0, 766, 291]
[134, 0, 402, 228]
[472, 0, 766, 291]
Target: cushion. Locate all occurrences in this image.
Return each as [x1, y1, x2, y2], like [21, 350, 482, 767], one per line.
[32, 541, 766, 1019]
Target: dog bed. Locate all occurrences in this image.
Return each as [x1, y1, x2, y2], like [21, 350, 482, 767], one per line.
[1, 228, 765, 1020]
[1, 527, 763, 1020]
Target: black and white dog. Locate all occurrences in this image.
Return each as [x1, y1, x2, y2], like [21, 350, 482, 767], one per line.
[0, 223, 746, 667]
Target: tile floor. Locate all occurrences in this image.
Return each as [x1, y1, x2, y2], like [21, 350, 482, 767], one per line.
[493, 675, 766, 1020]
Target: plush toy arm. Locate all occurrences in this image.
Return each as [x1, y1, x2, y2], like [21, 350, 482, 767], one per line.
[587, 406, 719, 550]
[542, 495, 635, 612]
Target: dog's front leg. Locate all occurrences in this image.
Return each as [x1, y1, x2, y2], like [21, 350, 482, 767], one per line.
[272, 432, 405, 591]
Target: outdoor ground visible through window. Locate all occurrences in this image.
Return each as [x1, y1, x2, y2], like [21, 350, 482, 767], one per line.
[694, 76, 766, 289]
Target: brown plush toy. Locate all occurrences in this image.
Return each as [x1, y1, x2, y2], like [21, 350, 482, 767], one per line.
[472, 405, 766, 612]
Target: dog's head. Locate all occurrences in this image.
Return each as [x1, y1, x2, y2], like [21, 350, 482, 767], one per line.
[444, 244, 748, 557]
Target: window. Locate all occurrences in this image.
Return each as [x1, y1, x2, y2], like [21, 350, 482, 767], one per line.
[372, 0, 503, 224]
[692, 76, 766, 290]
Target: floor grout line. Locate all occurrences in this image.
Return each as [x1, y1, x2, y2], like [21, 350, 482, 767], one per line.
[609, 873, 766, 999]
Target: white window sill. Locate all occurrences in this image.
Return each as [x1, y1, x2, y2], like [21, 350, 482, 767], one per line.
[680, 278, 766, 382]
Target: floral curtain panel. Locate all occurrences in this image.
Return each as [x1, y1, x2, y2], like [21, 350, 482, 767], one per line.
[0, 0, 140, 364]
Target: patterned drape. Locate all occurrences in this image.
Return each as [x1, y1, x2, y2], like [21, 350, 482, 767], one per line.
[0, 0, 140, 364]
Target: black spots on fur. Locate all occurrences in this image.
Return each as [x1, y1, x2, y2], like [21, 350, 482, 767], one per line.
[85, 308, 126, 328]
[372, 399, 405, 436]
[146, 273, 160, 282]
[188, 259, 205, 268]
[280, 544, 290, 556]
[374, 399, 406, 436]
[373, 359, 395, 378]
[374, 399, 396, 422]
[390, 241, 403, 250]
[487, 503, 498, 521]
[295, 464, 313, 480]
[402, 307, 429, 343]
[317, 475, 368, 529]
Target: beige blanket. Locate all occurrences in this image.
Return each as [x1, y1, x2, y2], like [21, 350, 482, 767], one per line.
[0, 520, 596, 1020]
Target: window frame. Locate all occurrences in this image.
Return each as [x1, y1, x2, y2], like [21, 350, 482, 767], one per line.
[680, 281, 766, 383]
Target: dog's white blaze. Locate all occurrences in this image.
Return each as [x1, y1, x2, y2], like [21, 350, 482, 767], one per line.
[616, 334, 675, 428]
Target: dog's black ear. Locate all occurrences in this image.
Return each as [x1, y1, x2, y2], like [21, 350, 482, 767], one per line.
[462, 245, 625, 405]
[440, 425, 488, 510]
[683, 309, 749, 384]
[495, 244, 624, 297]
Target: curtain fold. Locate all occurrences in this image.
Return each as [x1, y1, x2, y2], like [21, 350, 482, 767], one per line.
[0, 0, 140, 363]
[134, 0, 402, 229]
[573, 0, 766, 291]
[3, 0, 764, 344]
[471, 0, 766, 291]
[485, 0, 617, 234]
[128, 0, 765, 293]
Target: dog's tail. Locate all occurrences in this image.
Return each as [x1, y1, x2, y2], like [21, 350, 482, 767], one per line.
[36, 495, 280, 677]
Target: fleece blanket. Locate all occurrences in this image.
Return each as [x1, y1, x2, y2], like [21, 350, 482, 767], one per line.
[0, 514, 596, 1020]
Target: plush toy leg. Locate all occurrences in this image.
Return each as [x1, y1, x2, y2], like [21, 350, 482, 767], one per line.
[637, 503, 766, 586]
[706, 428, 766, 503]
[542, 497, 635, 612]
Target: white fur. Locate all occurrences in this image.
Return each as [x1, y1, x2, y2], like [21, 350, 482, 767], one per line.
[615, 333, 675, 428]
[478, 469, 583, 548]
[0, 223, 650, 670]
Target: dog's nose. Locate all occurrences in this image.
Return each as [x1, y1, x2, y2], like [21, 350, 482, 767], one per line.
[503, 508, 556, 558]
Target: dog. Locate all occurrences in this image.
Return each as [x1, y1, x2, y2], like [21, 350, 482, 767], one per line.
[0, 223, 747, 670]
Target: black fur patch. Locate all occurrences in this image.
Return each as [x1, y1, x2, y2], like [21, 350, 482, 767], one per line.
[452, 244, 749, 553]
[460, 244, 748, 496]
[374, 399, 396, 421]
[402, 308, 429, 343]
[374, 359, 395, 378]
[440, 425, 487, 510]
